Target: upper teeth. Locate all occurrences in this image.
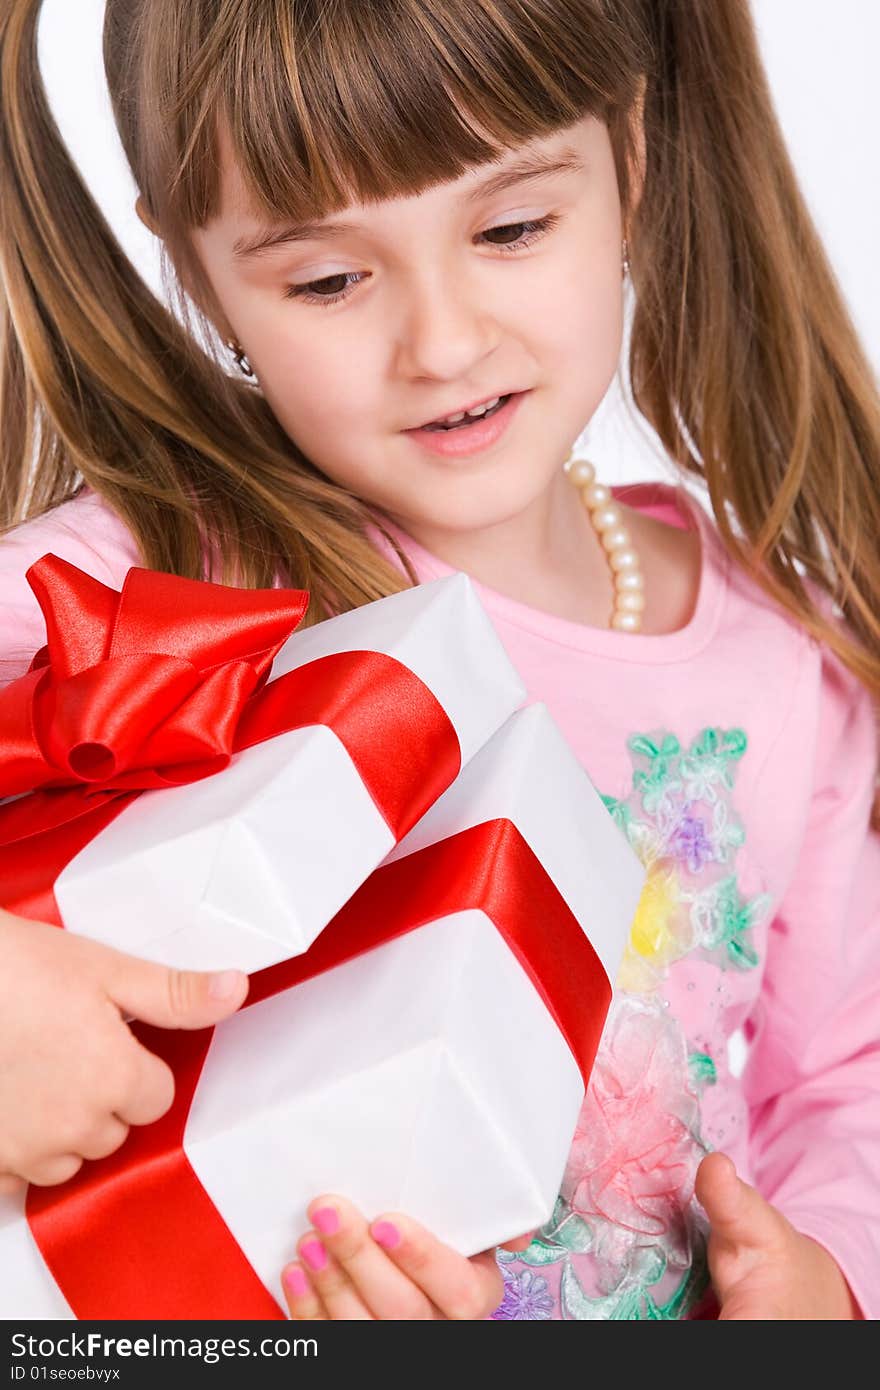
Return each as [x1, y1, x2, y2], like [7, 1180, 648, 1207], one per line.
[437, 396, 501, 425]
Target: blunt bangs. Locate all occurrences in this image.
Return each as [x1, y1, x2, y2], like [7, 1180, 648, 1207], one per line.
[148, 0, 643, 232]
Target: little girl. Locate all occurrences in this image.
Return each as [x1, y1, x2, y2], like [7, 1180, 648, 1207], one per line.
[1, 0, 878, 1320]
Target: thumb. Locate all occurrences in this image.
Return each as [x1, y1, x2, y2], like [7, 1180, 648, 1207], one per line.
[102, 951, 249, 1029]
[695, 1152, 776, 1253]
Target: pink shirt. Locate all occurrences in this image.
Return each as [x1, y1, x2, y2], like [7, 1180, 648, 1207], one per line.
[2, 483, 878, 1320]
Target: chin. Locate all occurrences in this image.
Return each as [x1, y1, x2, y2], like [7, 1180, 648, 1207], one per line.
[361, 448, 563, 536]
[398, 493, 545, 540]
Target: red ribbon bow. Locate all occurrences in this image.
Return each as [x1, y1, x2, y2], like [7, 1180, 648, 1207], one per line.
[0, 553, 310, 796]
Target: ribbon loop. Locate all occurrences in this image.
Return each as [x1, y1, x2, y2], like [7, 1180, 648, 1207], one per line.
[0, 556, 311, 797]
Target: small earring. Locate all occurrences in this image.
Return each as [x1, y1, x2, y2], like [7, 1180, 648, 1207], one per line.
[622, 237, 630, 280]
[229, 340, 255, 377]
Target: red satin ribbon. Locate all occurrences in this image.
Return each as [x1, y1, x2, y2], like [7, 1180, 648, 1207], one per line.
[0, 554, 461, 918]
[26, 819, 610, 1320]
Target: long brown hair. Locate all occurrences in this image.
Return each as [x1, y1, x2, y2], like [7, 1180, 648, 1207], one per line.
[2, 0, 879, 685]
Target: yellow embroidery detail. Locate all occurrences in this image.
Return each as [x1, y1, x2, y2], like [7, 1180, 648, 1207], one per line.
[617, 865, 692, 994]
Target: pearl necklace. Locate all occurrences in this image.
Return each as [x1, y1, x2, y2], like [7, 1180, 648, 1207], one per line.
[564, 456, 646, 632]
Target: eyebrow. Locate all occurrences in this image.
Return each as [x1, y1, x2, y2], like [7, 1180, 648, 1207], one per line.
[231, 148, 585, 262]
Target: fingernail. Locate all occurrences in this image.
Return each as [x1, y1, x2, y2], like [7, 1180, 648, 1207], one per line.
[371, 1220, 401, 1250]
[283, 1266, 309, 1298]
[209, 970, 245, 1001]
[313, 1206, 340, 1236]
[301, 1238, 327, 1272]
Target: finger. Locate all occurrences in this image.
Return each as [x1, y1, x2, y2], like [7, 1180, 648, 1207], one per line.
[363, 1208, 502, 1319]
[112, 1041, 175, 1127]
[0, 1173, 26, 1198]
[23, 1154, 84, 1187]
[98, 944, 249, 1030]
[498, 1230, 536, 1254]
[695, 1153, 783, 1253]
[76, 1116, 130, 1163]
[296, 1234, 378, 1320]
[301, 1200, 435, 1320]
[281, 1264, 328, 1321]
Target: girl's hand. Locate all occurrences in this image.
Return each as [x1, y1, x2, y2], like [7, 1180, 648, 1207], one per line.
[281, 1196, 534, 1320]
[0, 909, 248, 1191]
[696, 1152, 862, 1319]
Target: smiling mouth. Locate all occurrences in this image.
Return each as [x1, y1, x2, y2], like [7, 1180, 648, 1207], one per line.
[420, 394, 512, 432]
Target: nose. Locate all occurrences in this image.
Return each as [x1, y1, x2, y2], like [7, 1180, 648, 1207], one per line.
[393, 264, 500, 383]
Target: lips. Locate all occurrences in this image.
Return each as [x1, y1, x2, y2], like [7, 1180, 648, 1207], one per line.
[403, 388, 526, 459]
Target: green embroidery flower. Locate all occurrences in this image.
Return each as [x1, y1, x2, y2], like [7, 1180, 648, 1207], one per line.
[628, 733, 683, 814]
[690, 873, 770, 969]
[679, 727, 747, 803]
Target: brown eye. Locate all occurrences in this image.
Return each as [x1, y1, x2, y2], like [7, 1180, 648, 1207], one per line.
[283, 271, 365, 305]
[306, 274, 351, 296]
[478, 215, 559, 254]
[482, 222, 532, 245]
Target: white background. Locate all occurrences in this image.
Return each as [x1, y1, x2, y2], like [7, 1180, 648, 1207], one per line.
[38, 0, 879, 486]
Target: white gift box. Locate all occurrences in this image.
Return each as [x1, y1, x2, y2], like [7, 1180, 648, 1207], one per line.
[50, 573, 525, 973]
[0, 703, 645, 1319]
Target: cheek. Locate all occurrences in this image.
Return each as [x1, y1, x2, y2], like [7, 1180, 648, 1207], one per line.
[257, 330, 378, 455]
[208, 271, 375, 438]
[539, 243, 624, 383]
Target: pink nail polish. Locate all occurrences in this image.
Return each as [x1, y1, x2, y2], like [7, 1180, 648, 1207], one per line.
[313, 1206, 340, 1236]
[371, 1220, 401, 1250]
[301, 1238, 327, 1272]
[283, 1266, 309, 1298]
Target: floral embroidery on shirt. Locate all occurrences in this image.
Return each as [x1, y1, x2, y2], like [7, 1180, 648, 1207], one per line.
[605, 725, 770, 991]
[493, 998, 711, 1320]
[562, 999, 703, 1257]
[493, 725, 769, 1320]
[491, 1267, 556, 1320]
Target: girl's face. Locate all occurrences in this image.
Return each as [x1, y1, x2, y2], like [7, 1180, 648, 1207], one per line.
[192, 115, 627, 547]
